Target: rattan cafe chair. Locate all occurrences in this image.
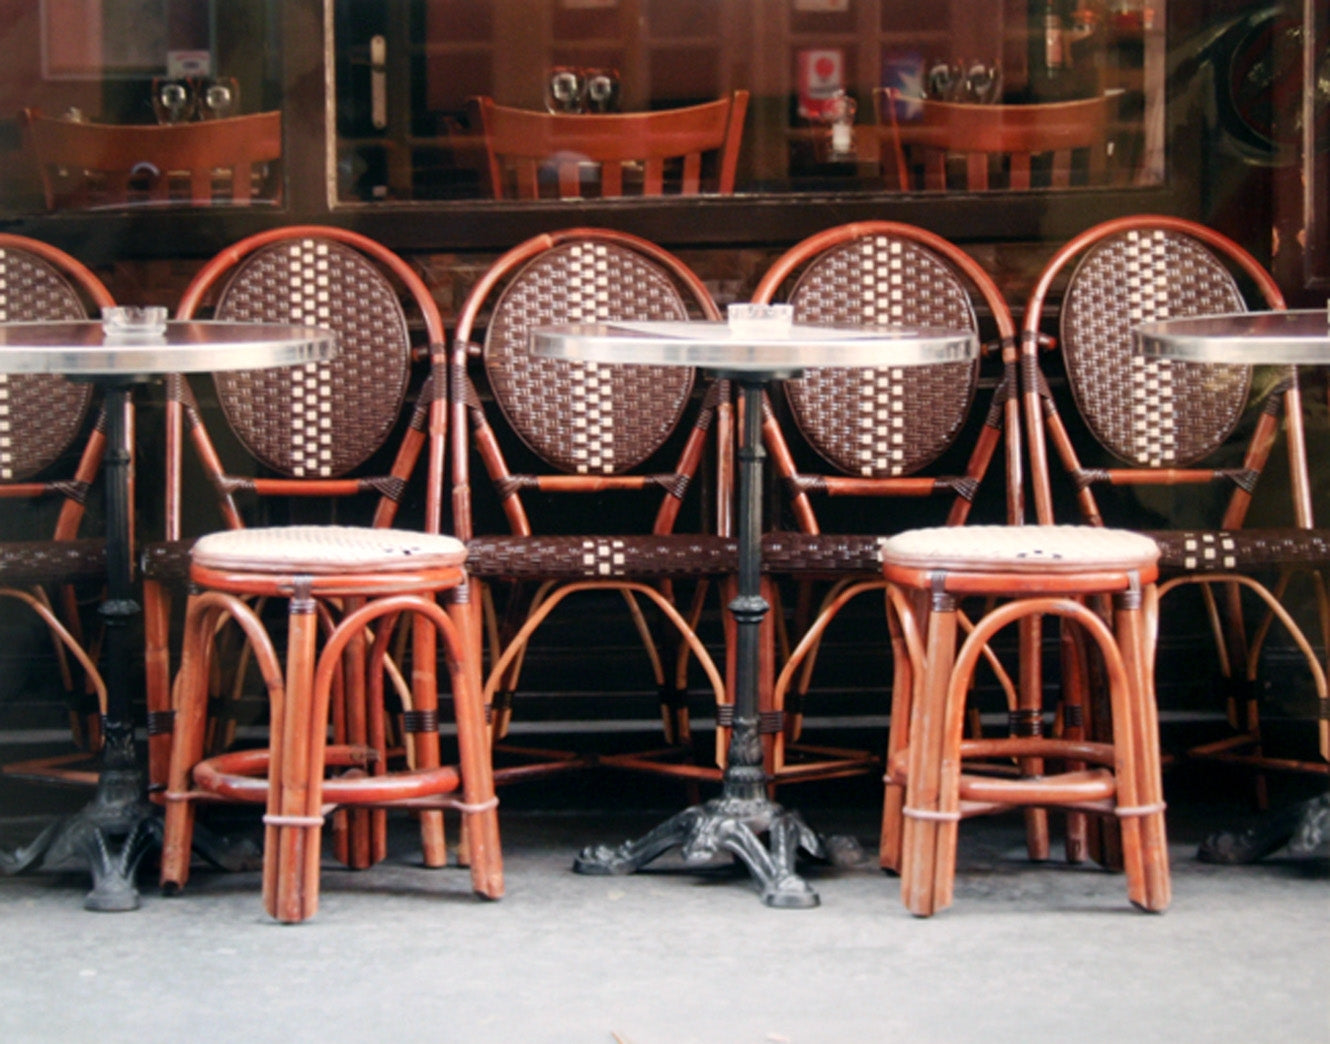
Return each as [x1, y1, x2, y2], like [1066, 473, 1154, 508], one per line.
[750, 221, 1024, 798]
[144, 226, 457, 885]
[448, 228, 734, 786]
[1021, 214, 1329, 808]
[0, 234, 116, 786]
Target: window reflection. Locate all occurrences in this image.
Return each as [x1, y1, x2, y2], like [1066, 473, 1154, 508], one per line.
[0, 0, 281, 212]
[333, 0, 1166, 202]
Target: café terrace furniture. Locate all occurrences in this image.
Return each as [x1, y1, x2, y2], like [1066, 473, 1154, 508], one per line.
[0, 235, 114, 786]
[0, 312, 333, 911]
[534, 308, 977, 906]
[160, 524, 502, 923]
[750, 221, 1023, 796]
[1133, 307, 1330, 864]
[472, 91, 748, 199]
[880, 523, 1170, 916]
[448, 229, 733, 786]
[22, 108, 282, 209]
[141, 227, 450, 876]
[873, 89, 1111, 192]
[1021, 216, 1328, 832]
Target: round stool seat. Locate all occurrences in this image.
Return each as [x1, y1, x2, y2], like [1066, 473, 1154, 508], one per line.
[190, 525, 467, 575]
[880, 525, 1159, 575]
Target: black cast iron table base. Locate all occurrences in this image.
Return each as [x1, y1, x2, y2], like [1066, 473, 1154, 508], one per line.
[1197, 791, 1330, 864]
[574, 786, 844, 909]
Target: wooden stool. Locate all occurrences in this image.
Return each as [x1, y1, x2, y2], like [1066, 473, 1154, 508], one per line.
[160, 525, 502, 923]
[879, 525, 1169, 916]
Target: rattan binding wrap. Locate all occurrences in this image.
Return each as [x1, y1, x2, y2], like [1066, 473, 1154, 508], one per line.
[781, 234, 979, 478]
[1061, 228, 1251, 467]
[484, 239, 696, 475]
[212, 238, 412, 478]
[0, 247, 95, 480]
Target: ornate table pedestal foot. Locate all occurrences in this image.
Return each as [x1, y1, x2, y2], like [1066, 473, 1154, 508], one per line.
[1198, 792, 1330, 864]
[575, 792, 829, 908]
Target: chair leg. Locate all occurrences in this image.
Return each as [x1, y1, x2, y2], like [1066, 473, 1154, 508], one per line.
[879, 597, 915, 874]
[407, 615, 447, 868]
[1114, 589, 1170, 912]
[142, 579, 174, 799]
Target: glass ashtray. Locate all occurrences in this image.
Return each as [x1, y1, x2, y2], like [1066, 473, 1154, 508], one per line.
[727, 303, 793, 335]
[102, 306, 168, 338]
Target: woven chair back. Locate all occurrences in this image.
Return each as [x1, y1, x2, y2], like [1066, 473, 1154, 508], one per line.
[1060, 227, 1250, 468]
[779, 232, 980, 478]
[0, 242, 101, 480]
[209, 236, 413, 478]
[482, 238, 698, 475]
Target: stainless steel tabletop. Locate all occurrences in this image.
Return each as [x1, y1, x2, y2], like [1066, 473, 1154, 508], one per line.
[0, 320, 337, 376]
[1133, 309, 1330, 365]
[531, 320, 978, 373]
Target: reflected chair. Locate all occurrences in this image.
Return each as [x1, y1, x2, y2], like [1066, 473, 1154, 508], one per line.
[22, 108, 282, 209]
[1021, 214, 1329, 801]
[448, 228, 734, 785]
[751, 221, 1022, 789]
[873, 89, 1111, 191]
[142, 226, 449, 875]
[472, 91, 748, 199]
[0, 234, 115, 785]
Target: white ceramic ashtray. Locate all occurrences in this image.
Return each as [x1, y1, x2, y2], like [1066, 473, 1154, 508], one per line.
[727, 303, 794, 336]
[102, 306, 168, 338]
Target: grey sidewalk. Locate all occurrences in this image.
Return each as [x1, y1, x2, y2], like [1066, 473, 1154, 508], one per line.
[1, 777, 1327, 1044]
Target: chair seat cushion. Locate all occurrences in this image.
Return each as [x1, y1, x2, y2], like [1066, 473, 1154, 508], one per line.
[190, 525, 466, 575]
[465, 534, 737, 580]
[880, 525, 1159, 574]
[1146, 528, 1330, 572]
[0, 539, 105, 585]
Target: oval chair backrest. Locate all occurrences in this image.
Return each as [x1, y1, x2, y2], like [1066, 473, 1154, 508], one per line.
[780, 233, 980, 477]
[482, 238, 698, 475]
[1060, 227, 1250, 468]
[0, 244, 97, 480]
[210, 237, 413, 478]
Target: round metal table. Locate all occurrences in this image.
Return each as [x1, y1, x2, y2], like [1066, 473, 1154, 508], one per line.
[532, 318, 977, 906]
[0, 319, 336, 909]
[1134, 308, 1330, 864]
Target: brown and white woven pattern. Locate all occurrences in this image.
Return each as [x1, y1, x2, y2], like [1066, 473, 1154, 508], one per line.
[484, 240, 695, 475]
[1147, 528, 1330, 573]
[781, 234, 978, 477]
[0, 247, 94, 481]
[465, 533, 737, 580]
[211, 238, 411, 477]
[1061, 229, 1250, 467]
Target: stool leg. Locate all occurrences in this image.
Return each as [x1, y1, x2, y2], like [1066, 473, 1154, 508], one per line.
[266, 590, 323, 924]
[900, 593, 960, 917]
[1115, 584, 1170, 912]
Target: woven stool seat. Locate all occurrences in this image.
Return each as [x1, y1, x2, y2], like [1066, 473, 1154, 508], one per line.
[190, 525, 466, 575]
[880, 525, 1159, 575]
[880, 523, 1170, 916]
